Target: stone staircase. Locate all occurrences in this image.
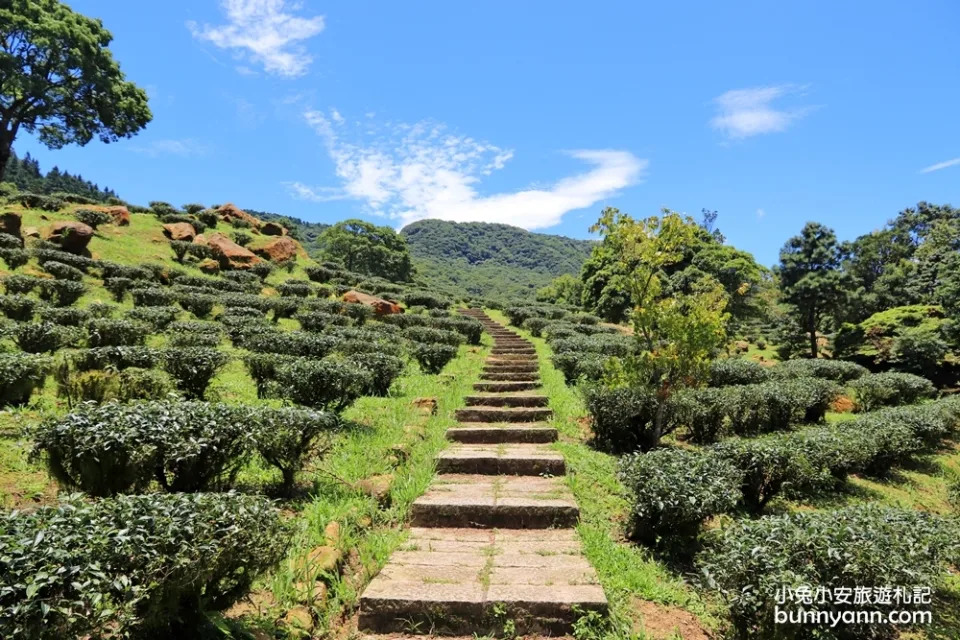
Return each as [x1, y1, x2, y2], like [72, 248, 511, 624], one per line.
[358, 309, 607, 636]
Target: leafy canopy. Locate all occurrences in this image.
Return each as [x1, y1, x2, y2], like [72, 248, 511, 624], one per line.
[319, 219, 413, 282]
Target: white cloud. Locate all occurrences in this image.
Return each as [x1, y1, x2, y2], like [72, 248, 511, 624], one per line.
[130, 138, 209, 157]
[187, 0, 325, 77]
[710, 84, 812, 139]
[920, 157, 960, 174]
[292, 110, 646, 230]
[756, 208, 766, 219]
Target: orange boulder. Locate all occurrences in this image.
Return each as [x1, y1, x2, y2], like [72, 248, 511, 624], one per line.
[253, 236, 299, 262]
[205, 231, 261, 270]
[342, 290, 403, 316]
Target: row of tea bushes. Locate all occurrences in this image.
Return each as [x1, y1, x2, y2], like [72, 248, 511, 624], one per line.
[617, 396, 960, 543]
[0, 492, 289, 640]
[708, 358, 870, 386]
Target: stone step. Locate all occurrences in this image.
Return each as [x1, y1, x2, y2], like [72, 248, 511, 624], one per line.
[464, 394, 549, 408]
[479, 372, 540, 382]
[473, 381, 540, 393]
[455, 406, 552, 422]
[436, 444, 565, 475]
[491, 346, 535, 352]
[486, 354, 538, 363]
[446, 423, 558, 444]
[482, 362, 539, 372]
[410, 475, 578, 528]
[358, 528, 606, 635]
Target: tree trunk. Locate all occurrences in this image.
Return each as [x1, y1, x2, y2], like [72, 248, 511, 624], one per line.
[808, 308, 818, 358]
[0, 137, 11, 183]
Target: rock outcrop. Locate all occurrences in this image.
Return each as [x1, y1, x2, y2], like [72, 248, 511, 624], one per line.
[342, 290, 403, 316]
[45, 221, 94, 253]
[261, 221, 286, 236]
[203, 232, 261, 270]
[162, 222, 196, 242]
[217, 203, 261, 229]
[253, 236, 299, 262]
[1, 211, 22, 239]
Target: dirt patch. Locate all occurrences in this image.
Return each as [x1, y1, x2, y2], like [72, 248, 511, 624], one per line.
[631, 599, 712, 640]
[831, 395, 856, 413]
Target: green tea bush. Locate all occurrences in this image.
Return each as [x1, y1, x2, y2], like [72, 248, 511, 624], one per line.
[175, 274, 244, 292]
[440, 316, 483, 345]
[115, 367, 178, 401]
[551, 351, 607, 384]
[505, 305, 549, 326]
[850, 372, 936, 412]
[74, 346, 161, 371]
[221, 269, 262, 292]
[60, 369, 120, 404]
[40, 260, 84, 281]
[380, 312, 430, 329]
[410, 342, 458, 374]
[126, 305, 180, 330]
[582, 385, 660, 453]
[244, 330, 338, 358]
[99, 261, 154, 281]
[669, 387, 732, 444]
[177, 292, 216, 318]
[709, 358, 771, 386]
[14, 321, 71, 353]
[305, 265, 336, 283]
[771, 358, 868, 382]
[0, 294, 40, 321]
[542, 321, 579, 340]
[73, 208, 112, 229]
[86, 318, 149, 347]
[523, 317, 550, 337]
[268, 296, 300, 322]
[0, 492, 288, 639]
[277, 280, 313, 297]
[38, 306, 89, 327]
[275, 357, 371, 410]
[220, 292, 273, 311]
[37, 279, 86, 307]
[249, 260, 274, 280]
[0, 232, 21, 248]
[0, 247, 29, 269]
[161, 347, 231, 399]
[168, 331, 221, 348]
[242, 352, 296, 398]
[9, 191, 64, 211]
[352, 353, 405, 396]
[86, 302, 115, 318]
[404, 325, 464, 346]
[618, 448, 742, 546]
[699, 505, 959, 639]
[836, 413, 923, 476]
[103, 276, 133, 301]
[3, 274, 44, 294]
[33, 248, 93, 272]
[551, 334, 633, 358]
[0, 353, 51, 406]
[232, 230, 253, 246]
[33, 401, 250, 494]
[131, 286, 176, 307]
[298, 310, 350, 332]
[712, 436, 805, 512]
[402, 291, 450, 310]
[251, 406, 342, 489]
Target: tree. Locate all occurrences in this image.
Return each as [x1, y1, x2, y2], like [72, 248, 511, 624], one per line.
[536, 273, 583, 306]
[0, 0, 152, 181]
[318, 219, 414, 282]
[593, 207, 730, 450]
[778, 222, 848, 358]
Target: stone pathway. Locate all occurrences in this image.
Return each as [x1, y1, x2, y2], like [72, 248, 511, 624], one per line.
[359, 310, 607, 635]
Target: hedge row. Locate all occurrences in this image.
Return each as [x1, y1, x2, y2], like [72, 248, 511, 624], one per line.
[708, 358, 870, 386]
[0, 493, 288, 639]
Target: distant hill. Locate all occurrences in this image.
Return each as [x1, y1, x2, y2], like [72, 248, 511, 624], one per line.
[3, 150, 120, 202]
[400, 219, 595, 299]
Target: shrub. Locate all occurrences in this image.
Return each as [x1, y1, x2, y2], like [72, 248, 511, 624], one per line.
[168, 331, 221, 347]
[0, 353, 50, 406]
[33, 248, 94, 272]
[771, 359, 868, 382]
[297, 310, 349, 332]
[60, 369, 120, 404]
[0, 232, 21, 248]
[99, 261, 155, 281]
[352, 353, 405, 396]
[505, 306, 548, 326]
[242, 352, 296, 399]
[39, 306, 89, 327]
[277, 280, 313, 297]
[523, 317, 550, 337]
[249, 261, 274, 280]
[891, 329, 949, 378]
[177, 292, 216, 318]
[252, 407, 342, 490]
[170, 239, 192, 262]
[583, 385, 666, 453]
[439, 316, 483, 345]
[73, 208, 112, 229]
[86, 318, 149, 347]
[850, 372, 936, 412]
[709, 358, 771, 386]
[14, 322, 70, 353]
[410, 342, 458, 374]
[244, 330, 338, 358]
[0, 247, 29, 269]
[305, 265, 336, 283]
[126, 305, 180, 330]
[552, 351, 607, 384]
[618, 448, 742, 546]
[551, 334, 633, 358]
[37, 279, 86, 307]
[131, 286, 176, 307]
[74, 346, 161, 371]
[402, 291, 450, 310]
[712, 437, 805, 513]
[0, 294, 40, 321]
[0, 493, 288, 640]
[33, 401, 252, 494]
[221, 269, 262, 291]
[103, 276, 133, 301]
[86, 302, 116, 318]
[3, 274, 44, 294]
[275, 357, 371, 410]
[9, 192, 64, 211]
[698, 505, 959, 639]
[197, 209, 219, 228]
[404, 325, 464, 347]
[232, 231, 252, 246]
[161, 348, 231, 399]
[115, 367, 178, 401]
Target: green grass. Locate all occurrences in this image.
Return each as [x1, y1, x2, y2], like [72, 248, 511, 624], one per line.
[485, 309, 723, 639]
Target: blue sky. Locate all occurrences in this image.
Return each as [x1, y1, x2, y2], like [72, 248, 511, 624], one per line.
[14, 0, 960, 265]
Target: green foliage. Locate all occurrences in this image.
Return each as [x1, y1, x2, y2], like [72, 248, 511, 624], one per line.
[73, 208, 112, 229]
[305, 264, 336, 283]
[582, 385, 659, 453]
[252, 407, 342, 489]
[34, 248, 94, 272]
[13, 321, 71, 353]
[114, 367, 177, 401]
[0, 492, 287, 639]
[770, 358, 868, 382]
[85, 318, 148, 347]
[352, 352, 405, 396]
[131, 286, 176, 307]
[0, 352, 50, 406]
[73, 346, 160, 371]
[536, 273, 584, 306]
[126, 305, 179, 330]
[402, 290, 450, 309]
[0, 294, 40, 321]
[0, 247, 29, 269]
[3, 273, 43, 294]
[712, 437, 805, 513]
[103, 276, 132, 301]
[522, 316, 550, 337]
[618, 448, 742, 546]
[297, 310, 349, 332]
[410, 342, 458, 374]
[274, 356, 371, 410]
[232, 230, 252, 246]
[277, 279, 313, 297]
[176, 291, 216, 318]
[7, 192, 63, 210]
[403, 325, 464, 347]
[709, 358, 771, 386]
[849, 372, 936, 412]
[698, 505, 959, 639]
[38, 306, 89, 327]
[40, 260, 83, 281]
[161, 347, 230, 399]
[318, 219, 413, 282]
[36, 279, 86, 306]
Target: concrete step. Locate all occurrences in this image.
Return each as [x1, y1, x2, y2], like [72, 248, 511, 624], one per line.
[455, 406, 552, 423]
[464, 394, 549, 408]
[358, 528, 606, 635]
[491, 347, 536, 353]
[436, 444, 565, 475]
[479, 371, 540, 382]
[410, 475, 578, 528]
[473, 381, 540, 392]
[446, 423, 558, 444]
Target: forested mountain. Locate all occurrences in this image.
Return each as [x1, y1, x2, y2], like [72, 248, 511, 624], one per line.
[401, 219, 595, 298]
[2, 150, 120, 201]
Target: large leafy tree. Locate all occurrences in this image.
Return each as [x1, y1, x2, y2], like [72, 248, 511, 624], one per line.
[319, 219, 414, 282]
[778, 222, 848, 358]
[0, 0, 151, 180]
[594, 208, 730, 450]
